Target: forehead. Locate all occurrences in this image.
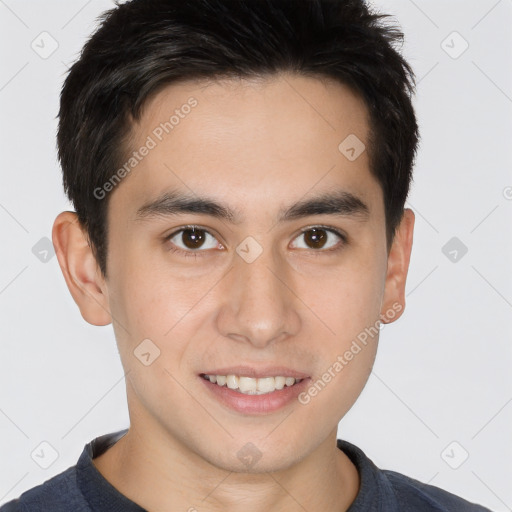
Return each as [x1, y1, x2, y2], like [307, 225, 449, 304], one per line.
[137, 73, 370, 151]
[110, 72, 383, 221]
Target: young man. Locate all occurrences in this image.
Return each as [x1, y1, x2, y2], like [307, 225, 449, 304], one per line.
[1, 0, 493, 511]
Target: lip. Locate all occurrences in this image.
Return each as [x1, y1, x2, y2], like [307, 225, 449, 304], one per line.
[200, 366, 310, 379]
[199, 372, 311, 415]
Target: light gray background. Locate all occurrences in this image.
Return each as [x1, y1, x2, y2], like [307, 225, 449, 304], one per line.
[0, 0, 511, 510]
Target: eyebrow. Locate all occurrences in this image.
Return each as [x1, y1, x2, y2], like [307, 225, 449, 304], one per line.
[134, 189, 370, 224]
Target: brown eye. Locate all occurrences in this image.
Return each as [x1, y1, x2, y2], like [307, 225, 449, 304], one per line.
[181, 228, 207, 249]
[304, 228, 328, 249]
[167, 226, 219, 253]
[291, 227, 345, 251]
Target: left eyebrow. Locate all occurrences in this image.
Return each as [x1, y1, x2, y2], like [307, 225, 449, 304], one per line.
[277, 190, 370, 222]
[134, 189, 370, 224]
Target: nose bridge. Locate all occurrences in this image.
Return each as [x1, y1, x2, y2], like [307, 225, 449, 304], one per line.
[217, 240, 300, 347]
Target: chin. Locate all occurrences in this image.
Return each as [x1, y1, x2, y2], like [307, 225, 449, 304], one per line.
[199, 437, 307, 475]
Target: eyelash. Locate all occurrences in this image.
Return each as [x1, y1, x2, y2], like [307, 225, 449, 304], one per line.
[164, 224, 347, 258]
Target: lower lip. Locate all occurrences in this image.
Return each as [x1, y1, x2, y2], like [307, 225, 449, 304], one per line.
[200, 376, 311, 415]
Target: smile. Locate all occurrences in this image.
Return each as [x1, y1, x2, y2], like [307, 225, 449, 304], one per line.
[201, 374, 304, 395]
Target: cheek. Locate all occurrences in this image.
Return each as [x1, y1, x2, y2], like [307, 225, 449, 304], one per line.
[294, 254, 383, 399]
[309, 274, 381, 389]
[108, 237, 185, 324]
[106, 248, 224, 379]
[106, 266, 198, 418]
[299, 256, 384, 339]
[296, 282, 381, 432]
[105, 252, 179, 357]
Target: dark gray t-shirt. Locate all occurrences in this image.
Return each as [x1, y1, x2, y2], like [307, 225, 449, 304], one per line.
[0, 429, 493, 511]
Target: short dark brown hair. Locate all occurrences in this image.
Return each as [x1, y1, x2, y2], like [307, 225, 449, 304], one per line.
[58, 0, 419, 277]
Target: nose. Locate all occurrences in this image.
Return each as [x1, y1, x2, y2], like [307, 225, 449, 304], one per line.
[215, 243, 301, 349]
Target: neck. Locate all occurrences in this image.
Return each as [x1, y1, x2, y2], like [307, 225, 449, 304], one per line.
[93, 422, 360, 512]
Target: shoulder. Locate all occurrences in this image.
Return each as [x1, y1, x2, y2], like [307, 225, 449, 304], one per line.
[0, 429, 129, 512]
[337, 439, 493, 512]
[383, 469, 492, 511]
[0, 465, 88, 512]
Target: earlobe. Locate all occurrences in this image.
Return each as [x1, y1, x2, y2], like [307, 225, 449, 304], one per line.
[52, 211, 112, 326]
[380, 208, 415, 324]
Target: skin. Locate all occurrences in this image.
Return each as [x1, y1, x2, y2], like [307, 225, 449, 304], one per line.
[52, 72, 414, 512]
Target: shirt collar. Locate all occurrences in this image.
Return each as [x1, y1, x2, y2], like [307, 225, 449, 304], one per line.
[76, 428, 146, 512]
[337, 439, 398, 511]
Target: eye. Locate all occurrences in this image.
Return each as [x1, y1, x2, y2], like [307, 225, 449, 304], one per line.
[165, 225, 222, 256]
[164, 224, 346, 258]
[290, 226, 346, 252]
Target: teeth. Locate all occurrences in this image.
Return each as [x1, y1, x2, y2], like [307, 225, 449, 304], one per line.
[257, 377, 275, 393]
[226, 375, 239, 390]
[239, 376, 257, 393]
[274, 376, 286, 390]
[285, 377, 295, 387]
[204, 374, 303, 395]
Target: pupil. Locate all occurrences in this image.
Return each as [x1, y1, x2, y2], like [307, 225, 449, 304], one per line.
[183, 228, 205, 249]
[305, 228, 327, 249]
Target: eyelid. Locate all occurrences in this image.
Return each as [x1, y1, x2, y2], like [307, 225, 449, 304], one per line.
[295, 224, 347, 241]
[165, 224, 218, 239]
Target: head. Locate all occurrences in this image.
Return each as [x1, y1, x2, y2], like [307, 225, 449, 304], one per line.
[53, 0, 417, 473]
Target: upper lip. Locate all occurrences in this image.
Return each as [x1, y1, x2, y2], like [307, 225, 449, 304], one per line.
[200, 366, 310, 379]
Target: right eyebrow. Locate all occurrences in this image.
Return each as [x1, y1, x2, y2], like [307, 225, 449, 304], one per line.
[134, 191, 242, 224]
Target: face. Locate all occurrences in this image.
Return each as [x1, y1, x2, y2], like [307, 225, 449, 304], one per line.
[55, 72, 413, 473]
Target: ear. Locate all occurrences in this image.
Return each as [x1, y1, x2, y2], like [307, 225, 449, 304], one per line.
[52, 211, 112, 326]
[380, 208, 415, 324]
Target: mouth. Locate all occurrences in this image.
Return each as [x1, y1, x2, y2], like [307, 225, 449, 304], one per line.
[198, 369, 311, 414]
[200, 373, 305, 395]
